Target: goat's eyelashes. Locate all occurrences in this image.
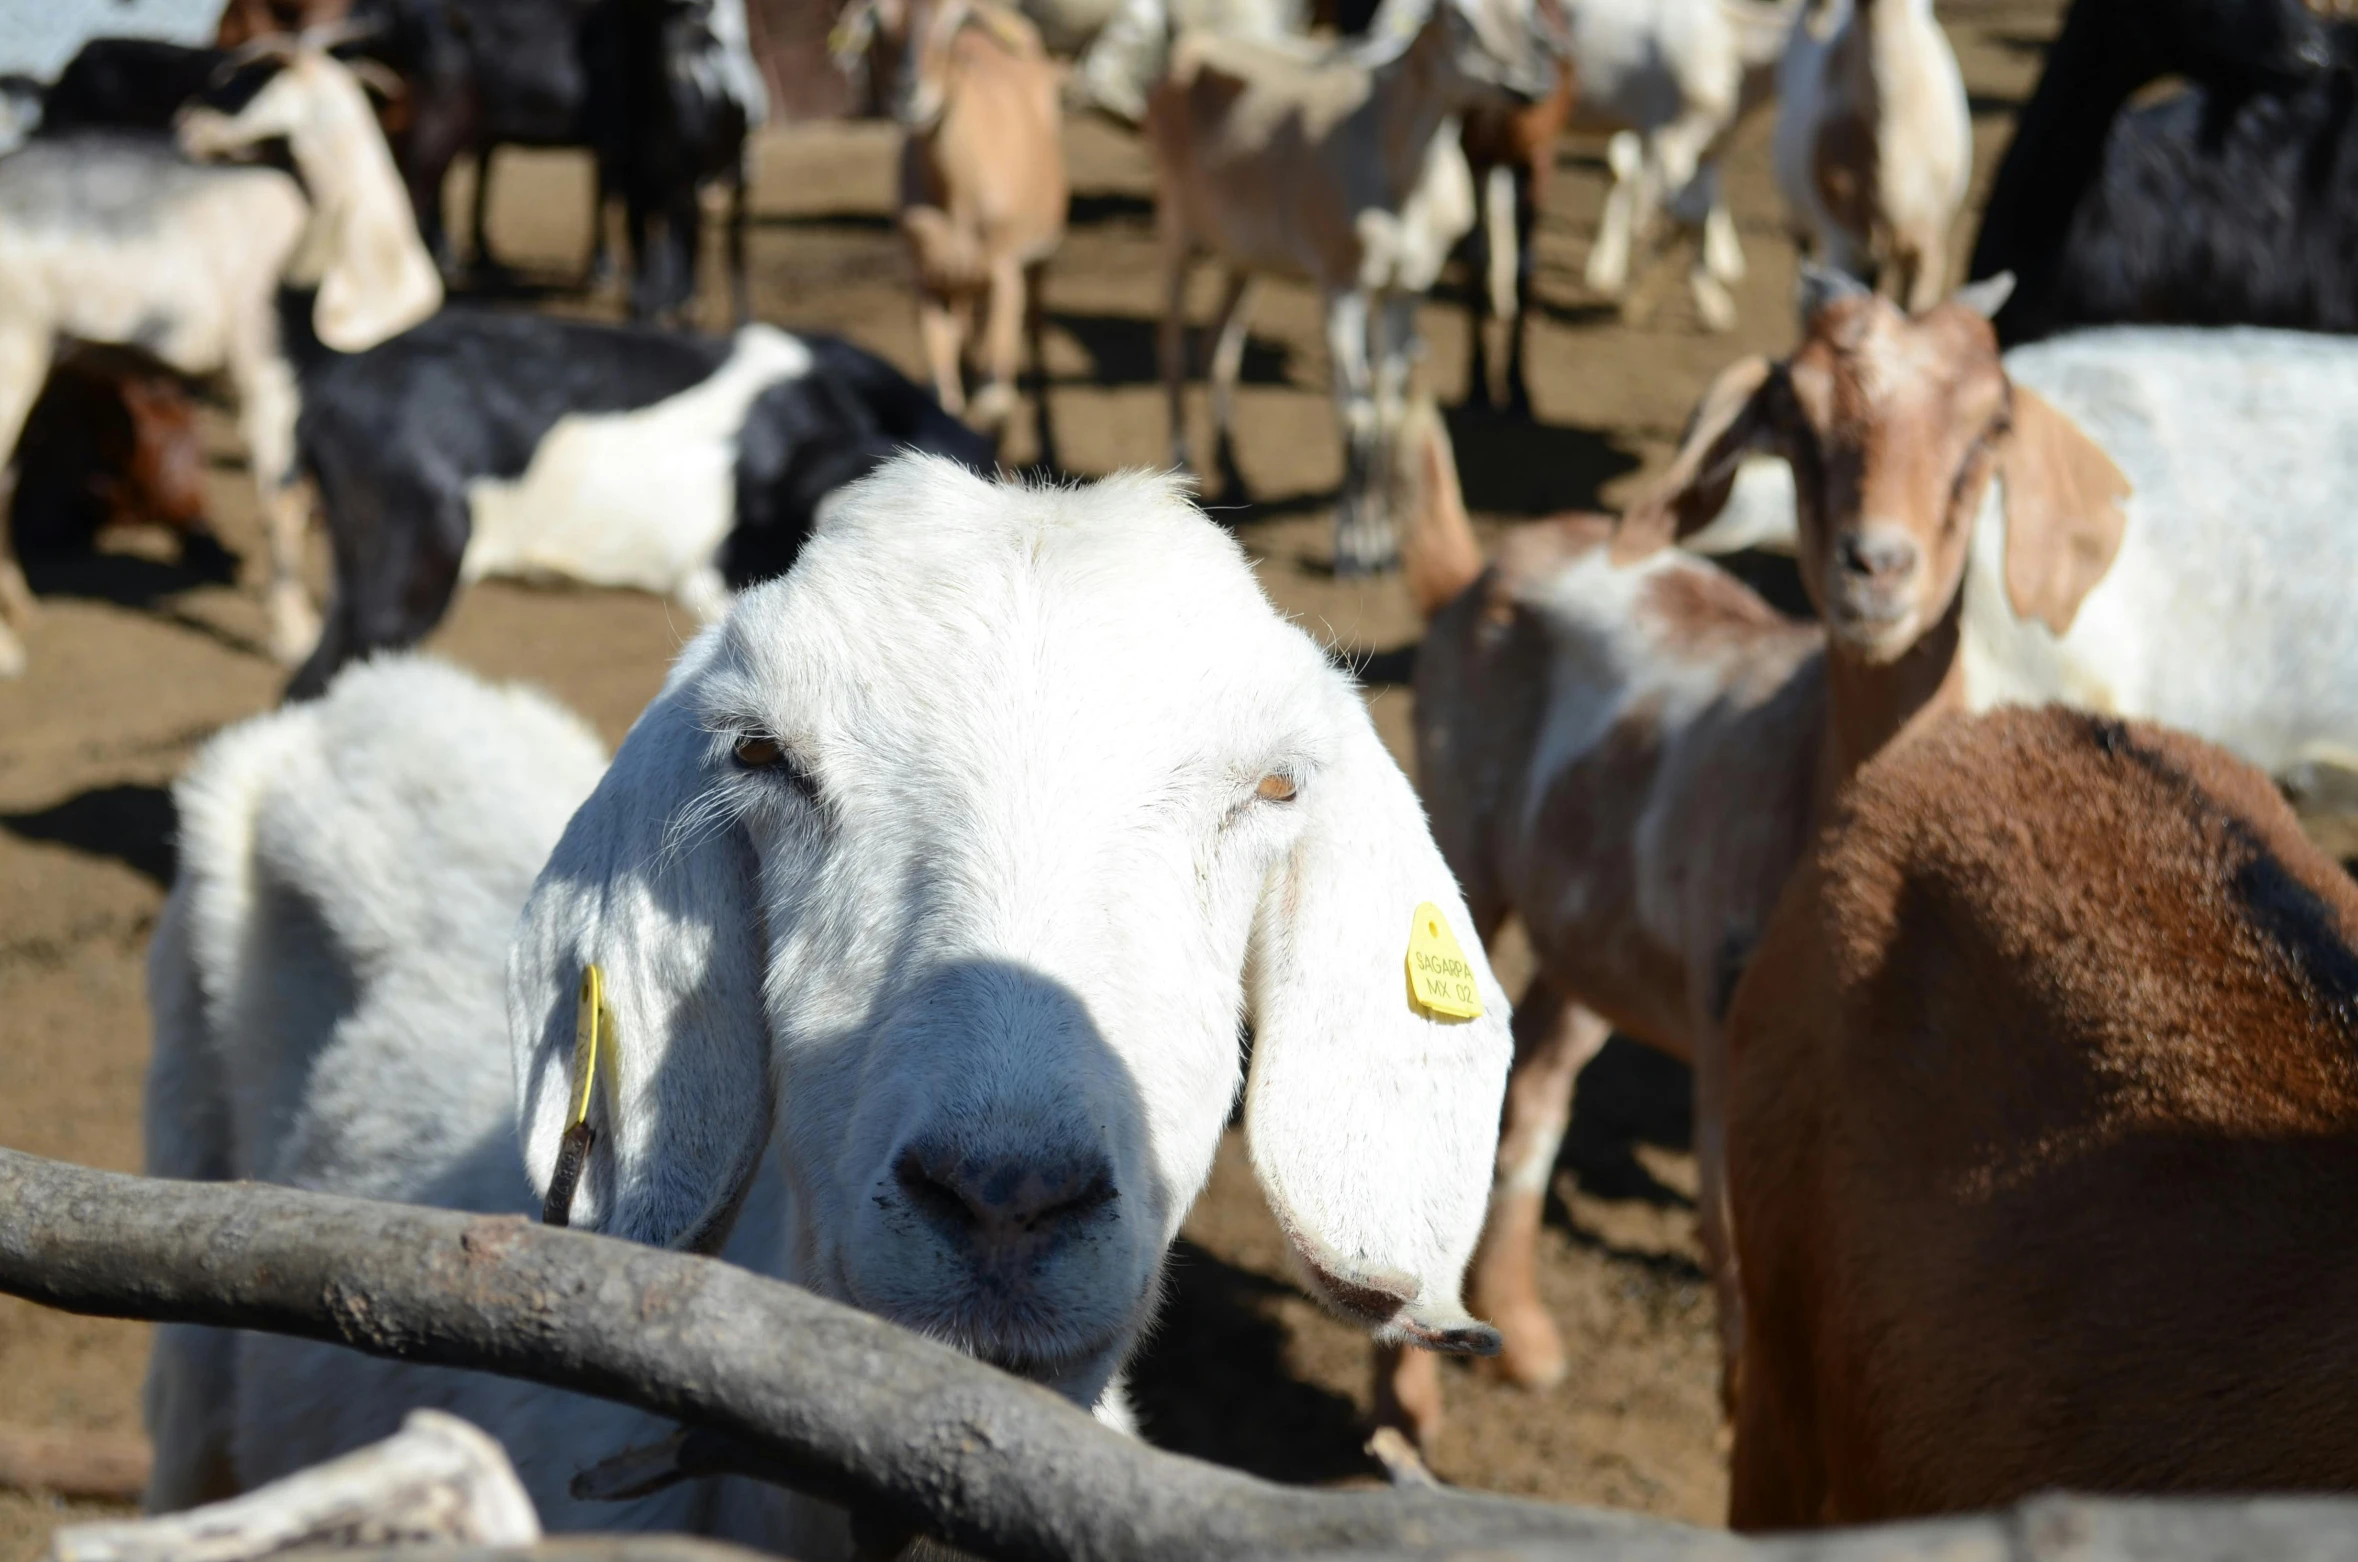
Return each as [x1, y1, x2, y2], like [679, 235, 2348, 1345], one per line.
[733, 734, 786, 769]
[1255, 773, 1299, 803]
[731, 733, 820, 801]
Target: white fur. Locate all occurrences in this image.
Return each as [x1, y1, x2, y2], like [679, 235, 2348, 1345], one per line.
[144, 458, 1514, 1553]
[1771, 0, 1970, 308]
[0, 50, 441, 678]
[1687, 327, 2358, 779]
[461, 326, 814, 619]
[1567, 0, 1797, 332]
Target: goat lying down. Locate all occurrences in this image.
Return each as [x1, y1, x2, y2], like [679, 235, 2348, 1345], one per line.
[143, 455, 1515, 1552]
[288, 310, 993, 699]
[1679, 305, 2358, 781]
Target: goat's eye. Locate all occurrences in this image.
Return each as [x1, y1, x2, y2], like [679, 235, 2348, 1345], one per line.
[1256, 773, 1298, 803]
[733, 734, 785, 769]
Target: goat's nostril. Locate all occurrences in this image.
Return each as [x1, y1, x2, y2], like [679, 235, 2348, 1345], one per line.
[1838, 532, 1920, 581]
[894, 1146, 1118, 1246]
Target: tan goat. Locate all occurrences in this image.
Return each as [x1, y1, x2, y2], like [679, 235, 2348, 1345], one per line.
[839, 0, 1068, 456]
[1376, 268, 2126, 1451]
[1728, 702, 2358, 1527]
[1145, 0, 1554, 575]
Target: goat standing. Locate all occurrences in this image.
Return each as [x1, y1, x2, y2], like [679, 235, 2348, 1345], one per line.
[1773, 0, 1971, 310]
[0, 45, 439, 677]
[839, 0, 1068, 454]
[1146, 0, 1554, 575]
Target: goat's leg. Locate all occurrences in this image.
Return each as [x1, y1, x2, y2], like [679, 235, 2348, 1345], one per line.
[918, 287, 967, 418]
[228, 335, 320, 667]
[0, 330, 45, 676]
[1505, 158, 1539, 418]
[1024, 258, 1058, 474]
[585, 157, 615, 291]
[1372, 1342, 1446, 1462]
[1894, 229, 1945, 315]
[1694, 1023, 1742, 1418]
[1468, 980, 1609, 1390]
[470, 144, 499, 275]
[1326, 287, 1392, 576]
[969, 256, 1025, 436]
[1205, 269, 1254, 501]
[1159, 247, 1195, 475]
[727, 157, 752, 328]
[1585, 130, 1644, 296]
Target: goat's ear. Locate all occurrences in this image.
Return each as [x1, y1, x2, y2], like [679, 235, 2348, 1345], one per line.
[1244, 690, 1513, 1355]
[1614, 354, 1777, 563]
[507, 664, 774, 1254]
[1952, 271, 2016, 321]
[1997, 385, 2130, 636]
[309, 61, 440, 352]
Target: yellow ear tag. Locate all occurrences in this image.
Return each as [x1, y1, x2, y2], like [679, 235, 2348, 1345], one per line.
[543, 963, 620, 1228]
[1406, 902, 1484, 1021]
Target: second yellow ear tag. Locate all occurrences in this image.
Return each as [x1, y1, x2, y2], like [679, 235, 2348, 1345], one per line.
[1406, 902, 1484, 1021]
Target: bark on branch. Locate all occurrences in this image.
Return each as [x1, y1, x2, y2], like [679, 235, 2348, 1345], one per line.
[0, 1148, 1663, 1562]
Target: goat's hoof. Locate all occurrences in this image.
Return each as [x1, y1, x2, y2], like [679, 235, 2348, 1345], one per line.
[968, 383, 1017, 433]
[267, 589, 324, 668]
[1482, 1303, 1570, 1390]
[0, 627, 25, 680]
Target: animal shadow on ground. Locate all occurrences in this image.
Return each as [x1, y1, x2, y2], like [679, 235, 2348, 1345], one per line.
[1, 783, 177, 886]
[1067, 190, 1156, 228]
[1126, 1236, 1384, 1485]
[20, 535, 239, 612]
[1050, 309, 1296, 392]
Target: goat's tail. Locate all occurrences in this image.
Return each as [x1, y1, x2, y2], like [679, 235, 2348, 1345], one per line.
[1396, 396, 1484, 623]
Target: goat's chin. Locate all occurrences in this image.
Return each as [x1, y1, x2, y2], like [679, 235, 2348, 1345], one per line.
[1826, 605, 1922, 664]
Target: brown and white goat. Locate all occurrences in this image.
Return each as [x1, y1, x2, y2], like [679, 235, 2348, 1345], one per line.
[838, 0, 1068, 455]
[1728, 703, 2358, 1527]
[1376, 269, 2127, 1451]
[1144, 0, 1554, 574]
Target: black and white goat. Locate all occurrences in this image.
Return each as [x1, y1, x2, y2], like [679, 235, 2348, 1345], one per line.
[1967, 0, 2348, 345]
[286, 309, 994, 698]
[0, 44, 439, 678]
[358, 0, 765, 322]
[35, 38, 230, 137]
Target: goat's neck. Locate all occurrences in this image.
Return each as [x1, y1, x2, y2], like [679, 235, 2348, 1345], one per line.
[1813, 593, 1968, 820]
[1367, 18, 1464, 197]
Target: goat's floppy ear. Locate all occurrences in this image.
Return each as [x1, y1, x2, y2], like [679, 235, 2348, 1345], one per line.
[1614, 354, 1777, 563]
[507, 660, 774, 1254]
[1997, 384, 2130, 636]
[1245, 690, 1513, 1355]
[307, 61, 441, 351]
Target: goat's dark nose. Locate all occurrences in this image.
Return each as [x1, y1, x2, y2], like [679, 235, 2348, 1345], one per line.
[895, 1144, 1118, 1256]
[1837, 530, 1920, 583]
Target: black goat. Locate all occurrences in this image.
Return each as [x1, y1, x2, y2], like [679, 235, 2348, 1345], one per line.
[35, 39, 228, 137]
[1968, 0, 2342, 344]
[287, 307, 991, 699]
[2023, 67, 2358, 339]
[357, 0, 756, 322]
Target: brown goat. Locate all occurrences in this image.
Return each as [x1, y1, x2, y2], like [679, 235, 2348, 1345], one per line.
[1375, 270, 2125, 1452]
[840, 0, 1067, 457]
[1728, 704, 2358, 1528]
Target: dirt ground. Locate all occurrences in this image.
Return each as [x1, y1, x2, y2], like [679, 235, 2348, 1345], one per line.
[0, 4, 2073, 1554]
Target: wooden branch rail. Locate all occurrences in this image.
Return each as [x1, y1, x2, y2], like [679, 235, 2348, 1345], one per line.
[8, 1149, 2358, 1562]
[0, 1422, 151, 1502]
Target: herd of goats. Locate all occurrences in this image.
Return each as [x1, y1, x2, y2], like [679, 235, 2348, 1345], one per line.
[11, 0, 2358, 1551]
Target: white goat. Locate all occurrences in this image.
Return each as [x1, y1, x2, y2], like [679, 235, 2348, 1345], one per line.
[1074, 0, 1307, 122]
[1147, 0, 1553, 575]
[0, 45, 439, 679]
[1566, 0, 1797, 332]
[1772, 0, 1971, 309]
[142, 456, 1515, 1552]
